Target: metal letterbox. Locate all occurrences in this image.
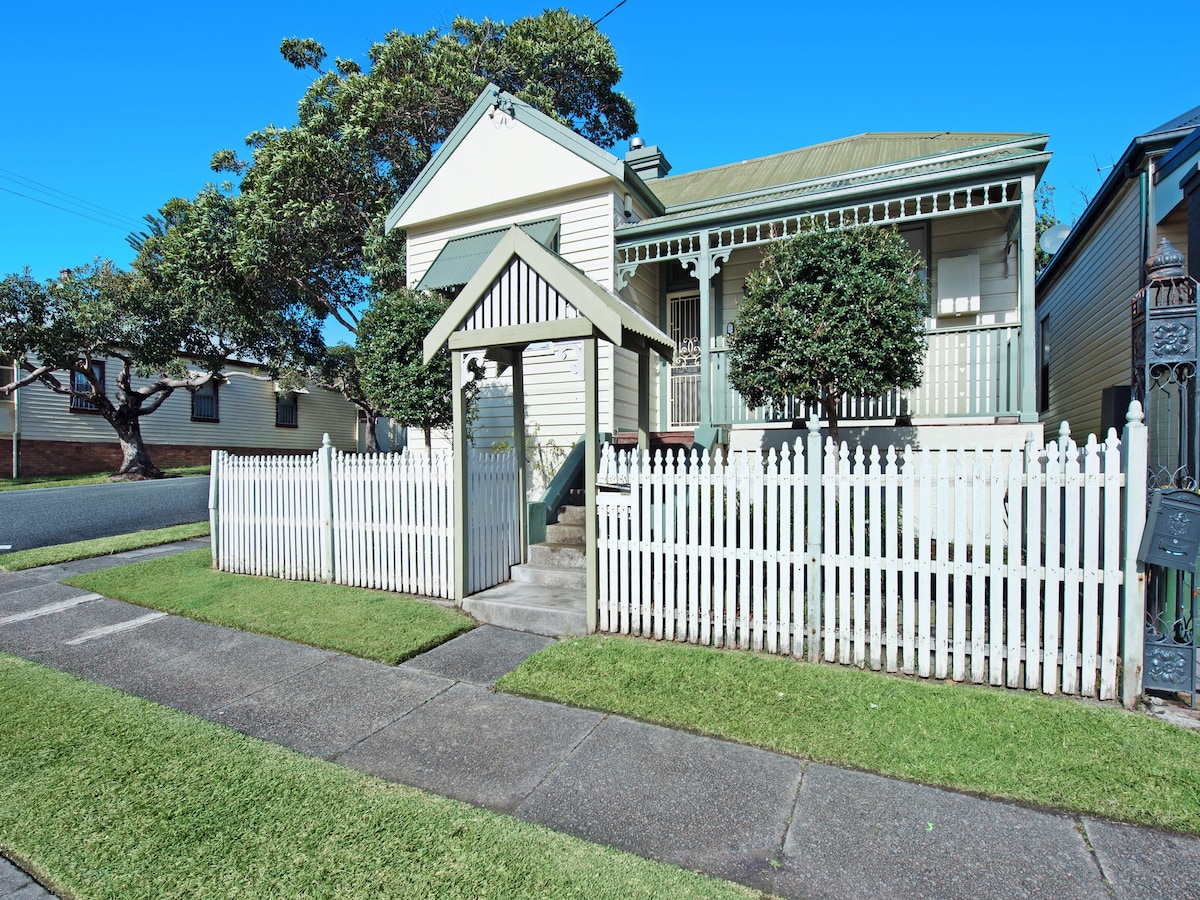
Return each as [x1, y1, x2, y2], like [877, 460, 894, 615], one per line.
[1138, 489, 1200, 574]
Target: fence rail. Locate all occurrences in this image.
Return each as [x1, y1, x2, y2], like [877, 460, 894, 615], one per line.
[597, 408, 1148, 701]
[210, 437, 518, 599]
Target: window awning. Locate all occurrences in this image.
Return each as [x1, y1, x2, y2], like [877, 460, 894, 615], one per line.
[416, 217, 559, 292]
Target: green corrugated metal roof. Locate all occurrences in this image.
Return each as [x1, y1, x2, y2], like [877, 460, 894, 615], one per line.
[417, 218, 560, 291]
[647, 132, 1046, 209]
[624, 145, 1041, 233]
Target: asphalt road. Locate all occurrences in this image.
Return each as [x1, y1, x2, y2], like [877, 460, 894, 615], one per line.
[0, 476, 209, 552]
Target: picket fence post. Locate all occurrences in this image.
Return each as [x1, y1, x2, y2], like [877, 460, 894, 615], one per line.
[318, 434, 334, 583]
[208, 450, 221, 568]
[1120, 401, 1147, 709]
[805, 413, 823, 662]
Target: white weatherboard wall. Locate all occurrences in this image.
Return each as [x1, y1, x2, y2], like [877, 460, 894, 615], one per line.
[408, 189, 625, 460]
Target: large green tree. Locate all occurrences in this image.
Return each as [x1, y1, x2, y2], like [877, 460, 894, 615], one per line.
[356, 289, 478, 450]
[144, 9, 637, 337]
[728, 226, 927, 444]
[0, 261, 319, 477]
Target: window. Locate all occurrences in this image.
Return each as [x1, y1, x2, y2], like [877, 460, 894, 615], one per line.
[275, 392, 298, 428]
[191, 380, 219, 422]
[70, 361, 104, 413]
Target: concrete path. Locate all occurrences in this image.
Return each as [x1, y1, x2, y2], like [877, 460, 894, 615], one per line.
[1, 543, 1198, 899]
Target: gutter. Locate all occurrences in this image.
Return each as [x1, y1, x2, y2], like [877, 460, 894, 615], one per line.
[618, 150, 1052, 242]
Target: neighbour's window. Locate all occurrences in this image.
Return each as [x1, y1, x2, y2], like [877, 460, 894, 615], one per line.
[70, 361, 104, 413]
[276, 392, 298, 428]
[191, 380, 219, 422]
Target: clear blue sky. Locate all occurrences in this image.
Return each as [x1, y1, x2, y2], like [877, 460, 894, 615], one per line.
[4, 1, 1196, 288]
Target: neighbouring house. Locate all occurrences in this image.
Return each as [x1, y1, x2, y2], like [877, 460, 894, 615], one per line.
[1035, 105, 1200, 476]
[0, 356, 377, 478]
[390, 84, 1052, 487]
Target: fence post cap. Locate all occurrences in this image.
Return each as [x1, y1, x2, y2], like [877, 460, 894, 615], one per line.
[322, 433, 332, 448]
[1126, 401, 1145, 425]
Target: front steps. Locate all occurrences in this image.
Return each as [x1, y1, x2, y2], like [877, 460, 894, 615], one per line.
[462, 503, 587, 637]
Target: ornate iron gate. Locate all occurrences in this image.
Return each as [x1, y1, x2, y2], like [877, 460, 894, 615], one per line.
[1132, 239, 1200, 703]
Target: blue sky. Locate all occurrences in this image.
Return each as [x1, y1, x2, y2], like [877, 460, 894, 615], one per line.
[4, 1, 1196, 289]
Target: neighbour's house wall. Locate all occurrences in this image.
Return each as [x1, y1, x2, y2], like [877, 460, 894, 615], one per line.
[16, 363, 354, 449]
[1037, 180, 1143, 438]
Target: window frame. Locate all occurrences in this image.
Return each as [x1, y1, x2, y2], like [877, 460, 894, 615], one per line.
[190, 379, 220, 423]
[69, 361, 105, 414]
[275, 391, 298, 428]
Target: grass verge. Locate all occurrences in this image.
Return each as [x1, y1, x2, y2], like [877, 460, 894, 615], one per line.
[0, 466, 209, 491]
[498, 635, 1200, 835]
[0, 522, 211, 571]
[64, 548, 473, 665]
[0, 653, 759, 900]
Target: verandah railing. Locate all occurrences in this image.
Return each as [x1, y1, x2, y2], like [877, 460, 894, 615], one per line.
[596, 406, 1148, 703]
[708, 322, 1019, 425]
[209, 437, 519, 599]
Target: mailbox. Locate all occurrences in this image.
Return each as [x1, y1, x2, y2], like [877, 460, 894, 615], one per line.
[1138, 489, 1200, 574]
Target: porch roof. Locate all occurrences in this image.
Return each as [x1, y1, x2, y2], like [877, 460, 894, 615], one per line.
[423, 225, 673, 364]
[646, 132, 1048, 210]
[622, 138, 1050, 238]
[416, 217, 560, 291]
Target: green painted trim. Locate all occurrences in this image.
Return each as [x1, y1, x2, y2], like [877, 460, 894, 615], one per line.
[416, 217, 559, 291]
[692, 424, 724, 451]
[386, 85, 663, 234]
[385, 85, 503, 233]
[540, 434, 588, 525]
[448, 320, 599, 351]
[526, 501, 547, 545]
[425, 226, 673, 363]
[618, 151, 1052, 243]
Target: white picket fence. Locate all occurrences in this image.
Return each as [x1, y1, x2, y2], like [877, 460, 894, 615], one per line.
[209, 436, 519, 599]
[597, 409, 1148, 701]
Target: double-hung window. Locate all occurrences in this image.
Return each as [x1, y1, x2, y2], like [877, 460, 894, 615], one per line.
[70, 361, 104, 413]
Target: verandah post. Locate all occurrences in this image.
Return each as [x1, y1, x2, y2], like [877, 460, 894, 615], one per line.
[1120, 401, 1148, 709]
[805, 413, 823, 661]
[319, 433, 334, 584]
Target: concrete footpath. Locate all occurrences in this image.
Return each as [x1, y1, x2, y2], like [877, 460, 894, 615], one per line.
[1, 543, 1198, 900]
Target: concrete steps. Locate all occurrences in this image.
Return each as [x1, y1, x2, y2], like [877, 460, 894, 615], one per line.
[463, 501, 588, 636]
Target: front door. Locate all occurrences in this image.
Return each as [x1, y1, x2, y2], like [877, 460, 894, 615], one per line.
[668, 293, 700, 427]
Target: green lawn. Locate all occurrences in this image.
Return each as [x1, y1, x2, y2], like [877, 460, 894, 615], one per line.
[498, 635, 1200, 835]
[64, 548, 473, 665]
[0, 465, 209, 491]
[0, 653, 760, 900]
[0, 523, 211, 571]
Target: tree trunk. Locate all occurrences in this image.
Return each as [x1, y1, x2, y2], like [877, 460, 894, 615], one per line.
[363, 413, 380, 453]
[110, 409, 163, 479]
[823, 387, 840, 449]
[423, 424, 433, 451]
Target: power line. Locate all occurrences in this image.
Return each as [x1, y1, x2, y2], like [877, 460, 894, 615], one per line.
[0, 185, 138, 234]
[0, 167, 145, 231]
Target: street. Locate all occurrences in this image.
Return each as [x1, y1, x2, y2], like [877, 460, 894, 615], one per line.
[0, 476, 209, 551]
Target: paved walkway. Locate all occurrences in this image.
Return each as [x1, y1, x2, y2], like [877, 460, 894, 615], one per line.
[1, 543, 1198, 899]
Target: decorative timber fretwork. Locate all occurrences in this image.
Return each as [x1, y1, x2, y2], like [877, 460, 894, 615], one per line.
[465, 258, 580, 331]
[615, 178, 1023, 287]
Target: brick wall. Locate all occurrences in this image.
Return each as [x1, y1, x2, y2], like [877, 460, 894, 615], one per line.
[11, 439, 308, 478]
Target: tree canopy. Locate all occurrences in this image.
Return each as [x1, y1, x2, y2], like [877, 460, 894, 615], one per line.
[0, 261, 320, 477]
[141, 9, 638, 337]
[727, 226, 927, 443]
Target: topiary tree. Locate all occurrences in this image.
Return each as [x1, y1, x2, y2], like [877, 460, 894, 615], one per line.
[356, 288, 479, 450]
[727, 225, 927, 444]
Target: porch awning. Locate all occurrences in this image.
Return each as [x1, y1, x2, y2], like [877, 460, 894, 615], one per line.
[416, 217, 559, 292]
